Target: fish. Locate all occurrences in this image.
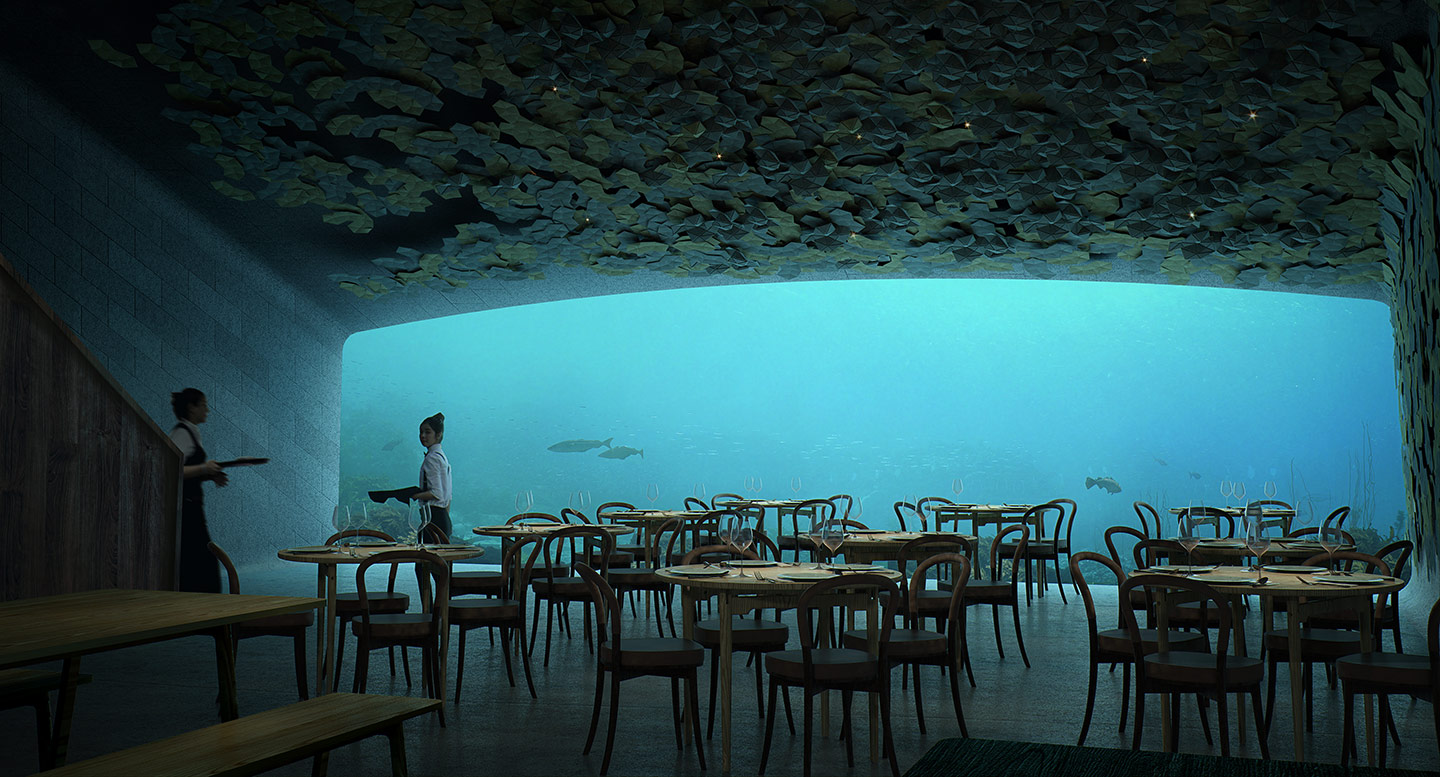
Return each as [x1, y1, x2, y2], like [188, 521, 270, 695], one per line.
[598, 446, 643, 460]
[1085, 476, 1122, 494]
[1188, 471, 1202, 480]
[548, 437, 613, 453]
[1154, 457, 1168, 466]
[381, 439, 402, 451]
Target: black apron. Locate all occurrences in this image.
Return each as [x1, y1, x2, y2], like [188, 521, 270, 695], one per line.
[420, 450, 452, 544]
[175, 424, 220, 592]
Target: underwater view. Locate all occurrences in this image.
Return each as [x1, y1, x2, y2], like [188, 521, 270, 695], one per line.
[338, 278, 1406, 564]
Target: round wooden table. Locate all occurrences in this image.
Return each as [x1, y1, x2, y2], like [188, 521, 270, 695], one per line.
[1143, 565, 1404, 764]
[801, 530, 978, 567]
[658, 561, 902, 773]
[278, 542, 482, 696]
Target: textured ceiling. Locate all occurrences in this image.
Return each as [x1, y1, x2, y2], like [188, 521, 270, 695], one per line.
[17, 1, 1440, 302]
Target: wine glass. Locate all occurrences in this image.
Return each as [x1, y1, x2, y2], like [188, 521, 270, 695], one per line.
[1244, 509, 1270, 580]
[406, 501, 424, 547]
[818, 521, 846, 570]
[1264, 481, 1277, 499]
[1319, 524, 1341, 573]
[645, 483, 660, 506]
[331, 505, 352, 556]
[1232, 482, 1246, 507]
[1177, 506, 1201, 570]
[728, 514, 754, 575]
[692, 483, 707, 502]
[851, 496, 863, 521]
[1219, 481, 1234, 506]
[790, 476, 803, 495]
[745, 475, 763, 494]
[514, 490, 534, 515]
[952, 478, 964, 497]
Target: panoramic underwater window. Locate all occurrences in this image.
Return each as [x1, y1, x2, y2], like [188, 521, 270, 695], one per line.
[338, 279, 1406, 561]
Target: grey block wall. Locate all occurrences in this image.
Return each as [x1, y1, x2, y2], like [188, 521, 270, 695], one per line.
[0, 65, 347, 569]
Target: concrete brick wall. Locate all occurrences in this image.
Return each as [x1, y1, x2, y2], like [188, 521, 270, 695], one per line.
[0, 65, 347, 568]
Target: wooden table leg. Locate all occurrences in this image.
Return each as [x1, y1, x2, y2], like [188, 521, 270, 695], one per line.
[867, 595, 879, 764]
[319, 565, 337, 696]
[214, 625, 239, 721]
[719, 592, 734, 774]
[1287, 606, 1305, 761]
[1231, 596, 1247, 744]
[47, 656, 83, 767]
[387, 724, 408, 777]
[680, 588, 697, 747]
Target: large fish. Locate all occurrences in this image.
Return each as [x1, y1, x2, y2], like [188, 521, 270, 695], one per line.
[1188, 471, 1202, 480]
[1085, 476, 1122, 494]
[381, 438, 402, 451]
[548, 437, 613, 453]
[598, 445, 643, 460]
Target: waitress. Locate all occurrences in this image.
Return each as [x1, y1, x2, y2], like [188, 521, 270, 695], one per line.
[412, 412, 453, 543]
[170, 388, 226, 592]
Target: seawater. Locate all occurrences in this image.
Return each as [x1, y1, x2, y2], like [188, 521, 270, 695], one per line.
[338, 278, 1406, 560]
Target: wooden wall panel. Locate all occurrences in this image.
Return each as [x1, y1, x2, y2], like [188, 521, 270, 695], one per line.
[0, 252, 180, 600]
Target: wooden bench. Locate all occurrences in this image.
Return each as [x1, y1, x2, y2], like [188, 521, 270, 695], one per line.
[0, 668, 92, 771]
[43, 693, 439, 777]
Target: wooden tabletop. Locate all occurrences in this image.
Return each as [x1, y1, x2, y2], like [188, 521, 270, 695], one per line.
[1137, 565, 1405, 598]
[1175, 539, 1355, 561]
[1167, 506, 1297, 515]
[799, 531, 978, 549]
[0, 589, 321, 669]
[472, 523, 635, 538]
[277, 543, 483, 564]
[657, 561, 902, 592]
[927, 503, 1034, 513]
[719, 498, 811, 509]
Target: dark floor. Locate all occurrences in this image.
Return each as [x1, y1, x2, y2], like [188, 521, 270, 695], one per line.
[3, 562, 1436, 777]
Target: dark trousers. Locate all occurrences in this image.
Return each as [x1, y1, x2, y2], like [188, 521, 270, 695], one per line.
[178, 501, 221, 593]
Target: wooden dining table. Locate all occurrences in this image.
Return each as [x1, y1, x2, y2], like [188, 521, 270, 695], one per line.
[804, 529, 978, 568]
[658, 561, 903, 773]
[0, 588, 320, 767]
[1143, 565, 1404, 764]
[599, 510, 712, 565]
[277, 542, 482, 696]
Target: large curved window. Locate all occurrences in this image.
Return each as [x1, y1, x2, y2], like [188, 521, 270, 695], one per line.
[340, 279, 1404, 555]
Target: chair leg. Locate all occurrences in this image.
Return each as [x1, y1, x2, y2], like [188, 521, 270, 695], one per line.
[1251, 687, 1268, 759]
[1131, 689, 1145, 751]
[600, 672, 621, 776]
[1168, 692, 1181, 752]
[583, 665, 604, 755]
[354, 642, 370, 694]
[686, 672, 706, 769]
[529, 595, 543, 657]
[1264, 656, 1277, 735]
[1011, 603, 1030, 667]
[293, 631, 308, 701]
[454, 629, 468, 703]
[333, 629, 347, 693]
[544, 601, 556, 668]
[1304, 662, 1314, 732]
[1119, 663, 1131, 732]
[519, 624, 537, 699]
[706, 648, 719, 739]
[1078, 655, 1098, 745]
[841, 691, 854, 766]
[948, 651, 968, 737]
[803, 688, 814, 777]
[754, 651, 766, 719]
[670, 677, 683, 750]
[401, 645, 412, 688]
[913, 662, 927, 735]
[1197, 694, 1213, 746]
[991, 604, 1004, 658]
[1217, 689, 1230, 756]
[760, 679, 779, 775]
[880, 678, 900, 777]
[500, 625, 516, 688]
[1053, 556, 1067, 604]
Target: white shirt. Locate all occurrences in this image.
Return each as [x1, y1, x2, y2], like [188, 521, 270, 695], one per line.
[170, 419, 202, 460]
[419, 444, 452, 508]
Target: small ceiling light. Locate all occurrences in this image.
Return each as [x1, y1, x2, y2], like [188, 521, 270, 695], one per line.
[551, 86, 558, 91]
[1141, 56, 1148, 63]
[855, 133, 861, 140]
[1188, 211, 1196, 219]
[1248, 110, 1257, 120]
[963, 121, 971, 129]
[715, 153, 722, 159]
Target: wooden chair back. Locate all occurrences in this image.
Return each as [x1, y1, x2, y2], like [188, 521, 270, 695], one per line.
[354, 550, 450, 633]
[917, 496, 957, 531]
[1119, 574, 1232, 668]
[1131, 502, 1159, 538]
[893, 500, 922, 531]
[989, 524, 1028, 584]
[1104, 525, 1146, 572]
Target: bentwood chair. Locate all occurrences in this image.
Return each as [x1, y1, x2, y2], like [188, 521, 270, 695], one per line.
[1178, 506, 1235, 538]
[760, 574, 903, 777]
[893, 500, 923, 532]
[1132, 501, 1161, 538]
[208, 542, 313, 700]
[449, 535, 541, 701]
[1311, 540, 1414, 651]
[1132, 538, 1222, 633]
[1105, 525, 1152, 622]
[896, 535, 975, 634]
[1263, 551, 1392, 735]
[844, 553, 971, 736]
[532, 526, 616, 667]
[1119, 574, 1268, 757]
[964, 524, 1031, 669]
[779, 498, 835, 564]
[997, 500, 1069, 604]
[350, 550, 450, 725]
[680, 544, 794, 739]
[1321, 505, 1352, 536]
[1337, 594, 1439, 767]
[575, 563, 706, 776]
[324, 529, 411, 691]
[684, 496, 710, 511]
[710, 493, 744, 509]
[564, 508, 635, 568]
[915, 496, 957, 532]
[1070, 552, 1207, 746]
[828, 493, 855, 521]
[597, 501, 647, 562]
[1247, 500, 1295, 536]
[608, 517, 685, 637]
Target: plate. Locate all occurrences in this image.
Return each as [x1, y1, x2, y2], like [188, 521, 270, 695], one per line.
[667, 566, 732, 577]
[283, 546, 336, 554]
[1192, 571, 1264, 583]
[725, 559, 778, 568]
[1144, 565, 1217, 574]
[426, 544, 475, 551]
[1313, 572, 1386, 584]
[1279, 540, 1326, 547]
[847, 528, 888, 534]
[778, 570, 837, 581]
[885, 533, 922, 541]
[1198, 540, 1246, 548]
[828, 563, 882, 571]
[1263, 564, 1326, 573]
[342, 540, 396, 547]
